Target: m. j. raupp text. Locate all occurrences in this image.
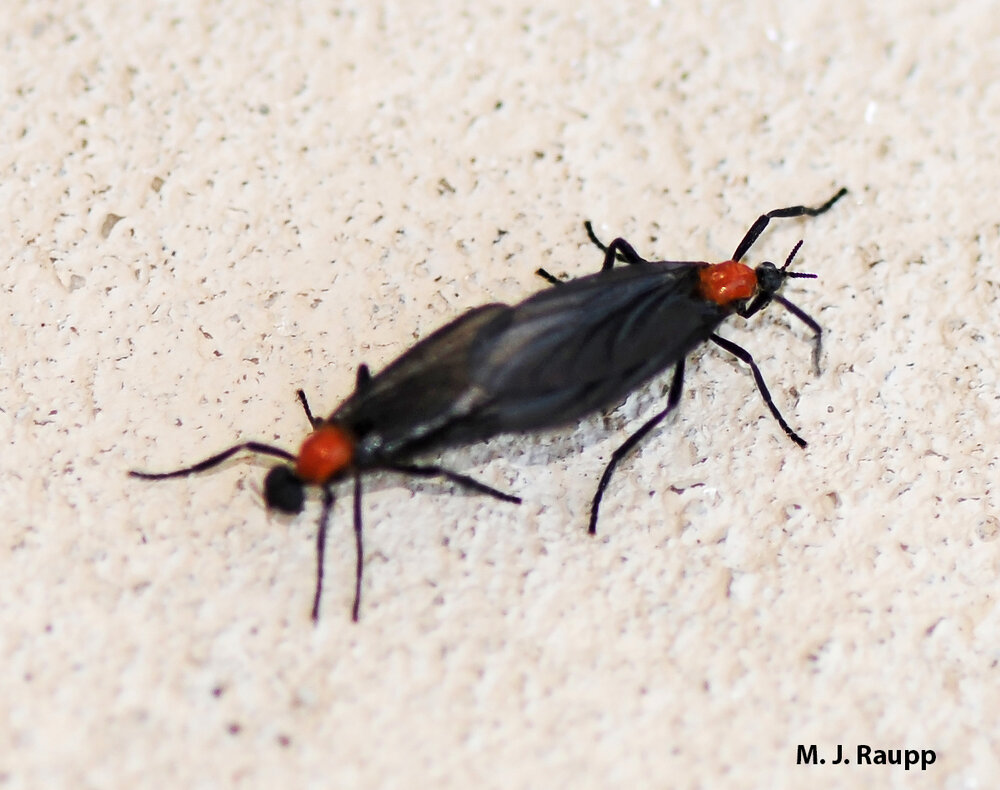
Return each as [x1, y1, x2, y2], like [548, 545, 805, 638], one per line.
[797, 744, 935, 770]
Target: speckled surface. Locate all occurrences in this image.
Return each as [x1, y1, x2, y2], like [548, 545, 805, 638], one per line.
[2, 1, 998, 788]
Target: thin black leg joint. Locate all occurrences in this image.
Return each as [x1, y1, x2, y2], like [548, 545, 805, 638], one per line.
[355, 364, 372, 393]
[385, 462, 521, 504]
[731, 188, 848, 264]
[351, 473, 363, 623]
[588, 360, 686, 535]
[297, 389, 320, 428]
[311, 485, 336, 623]
[128, 441, 295, 479]
[773, 295, 823, 376]
[584, 221, 651, 270]
[535, 267, 563, 286]
[709, 334, 807, 448]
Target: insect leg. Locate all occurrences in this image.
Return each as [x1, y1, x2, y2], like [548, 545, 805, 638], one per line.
[709, 334, 807, 448]
[351, 472, 363, 622]
[589, 359, 685, 535]
[731, 188, 847, 263]
[355, 364, 373, 393]
[584, 221, 651, 270]
[385, 462, 522, 504]
[296, 389, 320, 428]
[538, 222, 654, 284]
[535, 268, 563, 286]
[772, 295, 823, 376]
[129, 441, 295, 479]
[311, 485, 336, 622]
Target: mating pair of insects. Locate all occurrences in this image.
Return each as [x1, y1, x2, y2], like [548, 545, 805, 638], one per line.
[132, 188, 848, 622]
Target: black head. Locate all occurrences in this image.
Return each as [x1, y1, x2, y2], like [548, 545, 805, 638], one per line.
[755, 240, 815, 297]
[264, 465, 306, 514]
[753, 260, 784, 297]
[737, 241, 818, 324]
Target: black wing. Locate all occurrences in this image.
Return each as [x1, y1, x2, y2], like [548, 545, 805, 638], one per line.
[329, 303, 512, 461]
[453, 262, 728, 435]
[332, 262, 728, 460]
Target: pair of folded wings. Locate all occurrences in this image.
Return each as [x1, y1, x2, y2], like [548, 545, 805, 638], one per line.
[331, 262, 725, 459]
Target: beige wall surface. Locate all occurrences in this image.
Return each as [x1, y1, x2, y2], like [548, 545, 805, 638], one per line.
[2, 1, 997, 788]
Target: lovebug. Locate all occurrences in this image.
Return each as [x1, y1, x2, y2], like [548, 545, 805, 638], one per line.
[131, 304, 523, 622]
[130, 187, 846, 621]
[505, 187, 848, 533]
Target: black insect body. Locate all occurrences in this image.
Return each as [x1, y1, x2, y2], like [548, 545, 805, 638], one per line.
[132, 303, 523, 623]
[484, 187, 847, 533]
[130, 188, 846, 621]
